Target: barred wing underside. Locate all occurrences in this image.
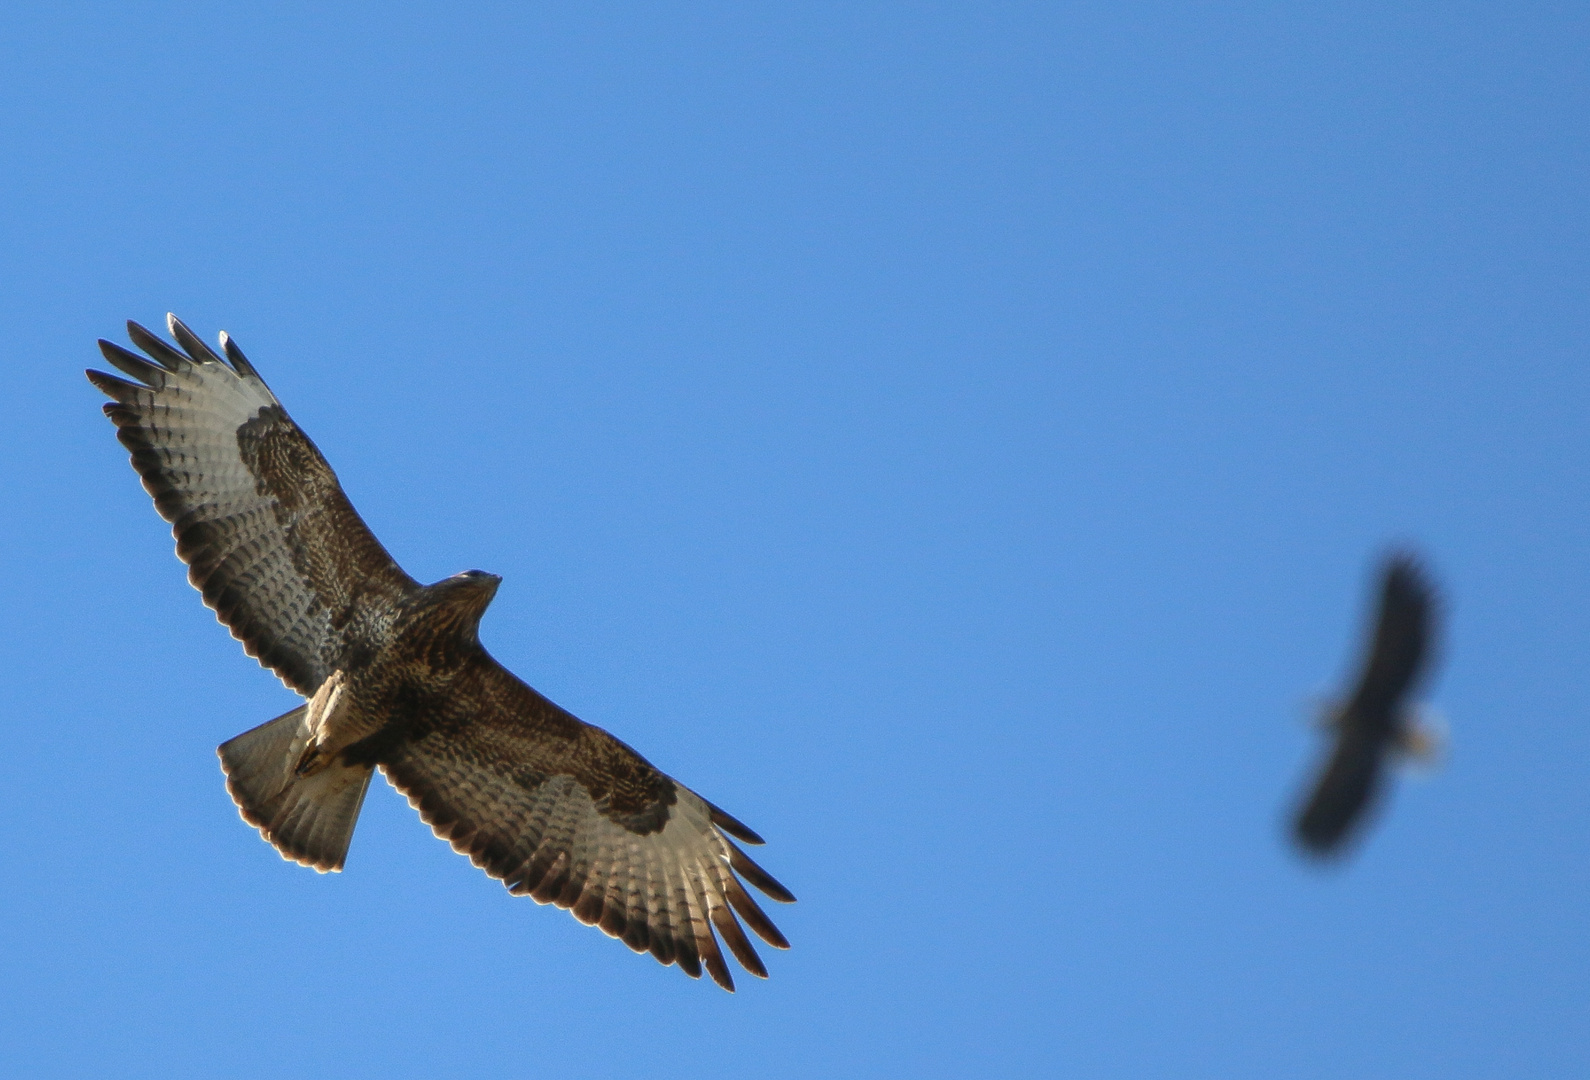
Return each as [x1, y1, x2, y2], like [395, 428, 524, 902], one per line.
[381, 712, 794, 992]
[87, 315, 415, 694]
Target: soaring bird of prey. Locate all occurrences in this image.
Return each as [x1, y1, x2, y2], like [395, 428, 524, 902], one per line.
[1291, 552, 1442, 858]
[87, 315, 793, 990]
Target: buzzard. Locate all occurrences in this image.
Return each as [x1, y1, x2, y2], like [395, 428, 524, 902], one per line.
[1291, 552, 1442, 858]
[87, 315, 793, 990]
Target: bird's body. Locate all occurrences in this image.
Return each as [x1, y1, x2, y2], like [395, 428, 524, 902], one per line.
[1291, 553, 1441, 857]
[88, 315, 791, 990]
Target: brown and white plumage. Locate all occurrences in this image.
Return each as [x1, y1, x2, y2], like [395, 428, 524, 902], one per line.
[88, 315, 793, 990]
[88, 318, 414, 694]
[1291, 552, 1442, 858]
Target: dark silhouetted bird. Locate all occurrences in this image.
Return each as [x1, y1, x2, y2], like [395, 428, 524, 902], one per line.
[1291, 553, 1442, 858]
[88, 315, 793, 990]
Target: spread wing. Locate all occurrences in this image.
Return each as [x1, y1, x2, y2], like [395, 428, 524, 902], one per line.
[380, 664, 794, 991]
[1347, 554, 1436, 721]
[1292, 725, 1386, 854]
[87, 315, 416, 694]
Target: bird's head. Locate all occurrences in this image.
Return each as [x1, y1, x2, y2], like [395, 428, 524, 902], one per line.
[401, 570, 505, 663]
[449, 568, 502, 589]
[423, 569, 502, 629]
[444, 568, 501, 600]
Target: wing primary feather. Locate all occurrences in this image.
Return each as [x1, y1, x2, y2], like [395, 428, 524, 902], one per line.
[532, 850, 573, 905]
[702, 937, 735, 992]
[589, 833, 629, 940]
[642, 848, 677, 966]
[515, 838, 561, 899]
[724, 877, 789, 949]
[682, 868, 734, 991]
[100, 402, 135, 425]
[662, 861, 703, 979]
[571, 887, 604, 926]
[85, 369, 148, 404]
[597, 896, 628, 940]
[95, 341, 168, 388]
[675, 949, 703, 979]
[646, 924, 676, 966]
[218, 330, 264, 380]
[705, 800, 766, 845]
[697, 845, 786, 950]
[566, 825, 610, 923]
[125, 320, 191, 371]
[1293, 728, 1384, 855]
[610, 843, 648, 952]
[725, 837, 796, 903]
[618, 915, 650, 954]
[708, 893, 767, 978]
[166, 313, 226, 364]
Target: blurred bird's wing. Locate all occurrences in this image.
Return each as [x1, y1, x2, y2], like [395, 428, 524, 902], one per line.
[1293, 725, 1386, 855]
[1348, 554, 1437, 718]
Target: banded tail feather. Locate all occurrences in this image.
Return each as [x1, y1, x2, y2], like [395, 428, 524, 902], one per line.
[218, 706, 374, 872]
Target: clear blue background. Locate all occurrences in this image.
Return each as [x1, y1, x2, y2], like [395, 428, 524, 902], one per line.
[3, 3, 1587, 1076]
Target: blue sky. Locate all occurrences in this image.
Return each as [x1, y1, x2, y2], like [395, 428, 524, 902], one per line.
[3, 3, 1587, 1076]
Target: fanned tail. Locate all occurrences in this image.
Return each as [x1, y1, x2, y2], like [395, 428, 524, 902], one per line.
[218, 706, 373, 872]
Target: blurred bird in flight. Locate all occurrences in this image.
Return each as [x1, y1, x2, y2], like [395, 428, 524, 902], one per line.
[1291, 553, 1443, 858]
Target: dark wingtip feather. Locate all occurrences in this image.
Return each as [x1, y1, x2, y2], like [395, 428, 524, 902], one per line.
[102, 333, 172, 374]
[1291, 797, 1348, 857]
[1381, 550, 1442, 629]
[597, 902, 628, 941]
[705, 954, 736, 992]
[726, 880, 789, 949]
[619, 917, 651, 955]
[1290, 719, 1387, 861]
[707, 800, 766, 845]
[86, 368, 146, 403]
[167, 313, 225, 364]
[648, 927, 677, 966]
[710, 904, 768, 978]
[726, 838, 796, 904]
[674, 938, 704, 980]
[571, 887, 604, 927]
[219, 330, 264, 380]
[125, 320, 191, 371]
[1381, 551, 1434, 606]
[696, 925, 735, 991]
[96, 341, 168, 388]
